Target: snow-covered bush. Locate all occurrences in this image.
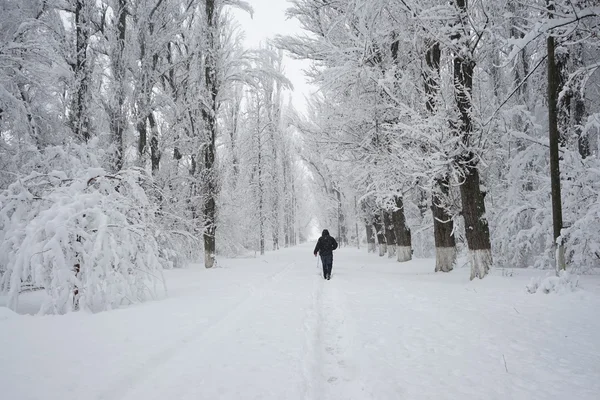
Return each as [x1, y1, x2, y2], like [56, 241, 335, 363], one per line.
[490, 124, 600, 273]
[526, 271, 579, 294]
[150, 170, 203, 268]
[0, 167, 167, 314]
[561, 153, 600, 273]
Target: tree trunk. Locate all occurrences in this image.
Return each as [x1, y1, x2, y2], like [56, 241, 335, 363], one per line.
[432, 178, 456, 272]
[574, 91, 588, 159]
[546, 0, 566, 271]
[373, 212, 386, 256]
[555, 42, 571, 148]
[283, 147, 296, 248]
[72, 0, 92, 142]
[458, 155, 492, 279]
[423, 40, 440, 114]
[365, 224, 375, 253]
[291, 179, 297, 246]
[110, 0, 127, 172]
[135, 24, 161, 173]
[283, 153, 290, 248]
[202, 0, 218, 268]
[383, 210, 396, 258]
[136, 23, 148, 167]
[137, 117, 147, 164]
[334, 188, 346, 247]
[423, 39, 456, 271]
[148, 112, 160, 173]
[229, 86, 242, 183]
[453, 0, 492, 279]
[392, 196, 411, 262]
[258, 127, 265, 255]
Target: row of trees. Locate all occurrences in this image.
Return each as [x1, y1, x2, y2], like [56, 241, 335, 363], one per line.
[0, 0, 310, 313]
[279, 0, 600, 278]
[218, 48, 307, 256]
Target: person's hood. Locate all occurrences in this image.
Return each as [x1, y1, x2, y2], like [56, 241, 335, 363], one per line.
[322, 229, 330, 237]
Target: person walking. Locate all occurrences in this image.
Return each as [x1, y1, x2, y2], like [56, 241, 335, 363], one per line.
[313, 229, 338, 280]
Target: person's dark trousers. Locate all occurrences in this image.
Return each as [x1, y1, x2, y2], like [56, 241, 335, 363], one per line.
[320, 254, 333, 278]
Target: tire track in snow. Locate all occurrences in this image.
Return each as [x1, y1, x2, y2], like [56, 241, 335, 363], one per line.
[97, 261, 297, 400]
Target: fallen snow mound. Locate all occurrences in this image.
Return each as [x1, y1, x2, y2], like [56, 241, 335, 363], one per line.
[0, 307, 18, 321]
[526, 271, 579, 294]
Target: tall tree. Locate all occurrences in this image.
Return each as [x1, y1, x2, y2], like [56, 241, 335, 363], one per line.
[422, 39, 457, 272]
[200, 0, 219, 268]
[546, 0, 566, 271]
[451, 0, 493, 280]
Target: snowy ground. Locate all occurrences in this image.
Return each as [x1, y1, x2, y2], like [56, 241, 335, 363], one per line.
[2, 243, 600, 400]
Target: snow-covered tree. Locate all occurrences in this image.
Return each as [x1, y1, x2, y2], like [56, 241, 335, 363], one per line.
[279, 0, 600, 278]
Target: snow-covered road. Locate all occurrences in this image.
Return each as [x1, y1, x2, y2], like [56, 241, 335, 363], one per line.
[2, 244, 600, 400]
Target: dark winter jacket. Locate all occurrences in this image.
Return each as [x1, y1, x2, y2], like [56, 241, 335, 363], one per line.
[313, 229, 338, 257]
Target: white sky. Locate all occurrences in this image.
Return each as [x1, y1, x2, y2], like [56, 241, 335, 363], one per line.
[230, 0, 316, 113]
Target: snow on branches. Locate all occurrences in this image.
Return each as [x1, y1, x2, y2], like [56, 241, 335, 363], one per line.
[0, 166, 167, 314]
